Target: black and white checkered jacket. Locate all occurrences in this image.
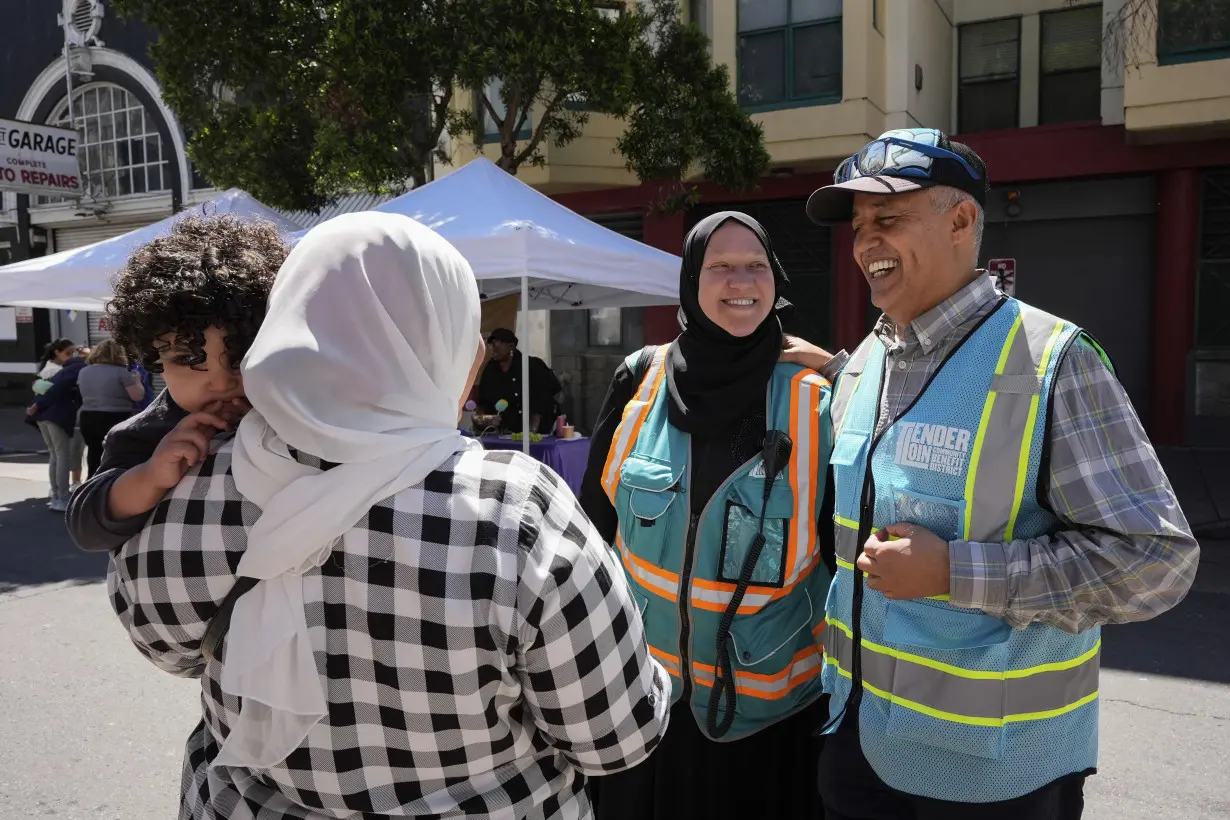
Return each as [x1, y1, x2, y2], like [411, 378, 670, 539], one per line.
[108, 438, 669, 820]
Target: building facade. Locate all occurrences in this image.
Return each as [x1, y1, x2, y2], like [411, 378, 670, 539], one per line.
[3, 0, 1227, 445]
[454, 0, 1230, 447]
[0, 0, 219, 400]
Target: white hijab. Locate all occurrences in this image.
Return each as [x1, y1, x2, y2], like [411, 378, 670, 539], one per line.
[213, 211, 482, 770]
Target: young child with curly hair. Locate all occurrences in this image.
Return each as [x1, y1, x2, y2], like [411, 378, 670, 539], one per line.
[66, 215, 288, 552]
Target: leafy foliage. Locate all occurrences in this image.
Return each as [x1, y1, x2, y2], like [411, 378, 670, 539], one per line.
[112, 0, 466, 210]
[618, 0, 771, 210]
[114, 0, 770, 213]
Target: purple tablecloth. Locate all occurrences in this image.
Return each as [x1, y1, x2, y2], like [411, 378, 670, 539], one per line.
[477, 435, 592, 496]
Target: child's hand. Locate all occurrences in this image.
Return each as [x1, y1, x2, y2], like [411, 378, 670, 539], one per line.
[143, 411, 232, 490]
[203, 397, 252, 428]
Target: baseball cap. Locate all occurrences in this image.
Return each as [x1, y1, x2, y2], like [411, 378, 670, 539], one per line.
[487, 328, 518, 345]
[806, 128, 989, 224]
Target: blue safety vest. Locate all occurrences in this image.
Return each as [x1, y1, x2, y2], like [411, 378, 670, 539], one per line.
[601, 346, 833, 741]
[822, 298, 1101, 802]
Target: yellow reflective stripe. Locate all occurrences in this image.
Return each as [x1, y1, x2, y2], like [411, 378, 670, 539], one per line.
[827, 616, 1101, 681]
[833, 366, 866, 439]
[962, 315, 1023, 540]
[825, 657, 1096, 726]
[1005, 321, 1064, 540]
[834, 514, 858, 530]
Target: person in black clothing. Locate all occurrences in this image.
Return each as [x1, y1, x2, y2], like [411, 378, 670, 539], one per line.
[578, 212, 843, 820]
[66, 215, 287, 553]
[475, 327, 562, 434]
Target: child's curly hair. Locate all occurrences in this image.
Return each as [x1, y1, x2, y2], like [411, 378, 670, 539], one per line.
[107, 215, 288, 373]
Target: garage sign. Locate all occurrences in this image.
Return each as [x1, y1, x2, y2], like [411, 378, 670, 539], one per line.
[0, 118, 83, 198]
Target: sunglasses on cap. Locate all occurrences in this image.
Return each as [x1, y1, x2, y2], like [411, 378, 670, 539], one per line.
[834, 128, 981, 186]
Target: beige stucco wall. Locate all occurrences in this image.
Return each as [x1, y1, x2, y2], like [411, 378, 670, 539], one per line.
[882, 0, 954, 132]
[1122, 4, 1230, 137]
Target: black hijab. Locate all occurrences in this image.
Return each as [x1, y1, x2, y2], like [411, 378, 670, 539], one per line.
[666, 211, 790, 437]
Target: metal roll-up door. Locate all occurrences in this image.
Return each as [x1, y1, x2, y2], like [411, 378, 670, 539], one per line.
[55, 221, 168, 395]
[689, 199, 834, 347]
[1192, 168, 1230, 444]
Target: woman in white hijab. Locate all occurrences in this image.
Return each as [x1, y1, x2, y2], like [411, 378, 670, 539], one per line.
[108, 211, 669, 820]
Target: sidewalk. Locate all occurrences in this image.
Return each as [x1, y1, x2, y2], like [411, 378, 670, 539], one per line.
[0, 406, 48, 455]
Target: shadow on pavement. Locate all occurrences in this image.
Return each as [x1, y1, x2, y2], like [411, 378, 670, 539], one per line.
[0, 487, 109, 594]
[1100, 542, 1230, 685]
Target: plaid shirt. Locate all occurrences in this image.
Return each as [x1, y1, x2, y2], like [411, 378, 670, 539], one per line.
[846, 273, 1199, 633]
[108, 441, 669, 820]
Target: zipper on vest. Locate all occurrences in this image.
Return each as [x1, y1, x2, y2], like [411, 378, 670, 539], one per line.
[678, 442, 763, 726]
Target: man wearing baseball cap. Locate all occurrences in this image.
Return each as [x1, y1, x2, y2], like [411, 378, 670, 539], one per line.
[786, 128, 1198, 818]
[475, 327, 562, 434]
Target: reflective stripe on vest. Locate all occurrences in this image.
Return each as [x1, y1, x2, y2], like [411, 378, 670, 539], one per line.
[822, 617, 1100, 726]
[601, 346, 669, 504]
[652, 621, 828, 698]
[605, 354, 830, 615]
[962, 313, 1067, 543]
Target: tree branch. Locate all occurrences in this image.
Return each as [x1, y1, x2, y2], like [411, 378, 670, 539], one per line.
[514, 89, 569, 167]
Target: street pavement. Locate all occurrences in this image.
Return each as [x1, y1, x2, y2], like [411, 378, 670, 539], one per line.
[1, 453, 1227, 819]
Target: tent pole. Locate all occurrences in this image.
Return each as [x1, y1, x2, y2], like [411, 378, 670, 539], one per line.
[521, 275, 531, 455]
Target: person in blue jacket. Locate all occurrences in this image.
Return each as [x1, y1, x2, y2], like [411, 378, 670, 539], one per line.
[28, 348, 87, 511]
[580, 212, 843, 819]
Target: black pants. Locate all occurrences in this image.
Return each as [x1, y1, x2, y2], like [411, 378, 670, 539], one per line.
[819, 712, 1089, 820]
[79, 410, 132, 478]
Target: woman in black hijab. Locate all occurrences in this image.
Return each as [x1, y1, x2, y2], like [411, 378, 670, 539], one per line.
[579, 212, 838, 819]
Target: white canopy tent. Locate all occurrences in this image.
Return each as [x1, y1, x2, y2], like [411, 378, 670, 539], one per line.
[289, 157, 680, 310]
[286, 157, 683, 451]
[2, 161, 683, 452]
[0, 189, 305, 312]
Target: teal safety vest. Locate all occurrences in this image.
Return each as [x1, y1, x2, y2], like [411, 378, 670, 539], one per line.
[601, 346, 834, 741]
[821, 297, 1101, 802]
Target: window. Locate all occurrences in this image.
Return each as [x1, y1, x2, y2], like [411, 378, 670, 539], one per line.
[479, 78, 531, 143]
[689, 0, 709, 35]
[1158, 0, 1230, 64]
[1040, 5, 1102, 125]
[958, 18, 1021, 133]
[39, 82, 170, 204]
[737, 0, 842, 110]
[588, 307, 622, 347]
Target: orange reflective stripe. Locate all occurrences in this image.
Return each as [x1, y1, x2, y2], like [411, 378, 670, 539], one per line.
[786, 371, 828, 588]
[649, 645, 681, 676]
[692, 643, 824, 700]
[689, 553, 823, 614]
[601, 347, 668, 504]
[617, 533, 681, 602]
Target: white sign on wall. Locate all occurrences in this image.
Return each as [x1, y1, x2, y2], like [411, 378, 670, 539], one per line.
[0, 308, 17, 342]
[0, 118, 83, 198]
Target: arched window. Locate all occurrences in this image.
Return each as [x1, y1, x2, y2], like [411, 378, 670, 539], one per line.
[38, 81, 170, 203]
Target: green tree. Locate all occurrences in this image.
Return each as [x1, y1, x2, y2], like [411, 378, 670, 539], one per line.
[114, 0, 769, 213]
[112, 0, 470, 210]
